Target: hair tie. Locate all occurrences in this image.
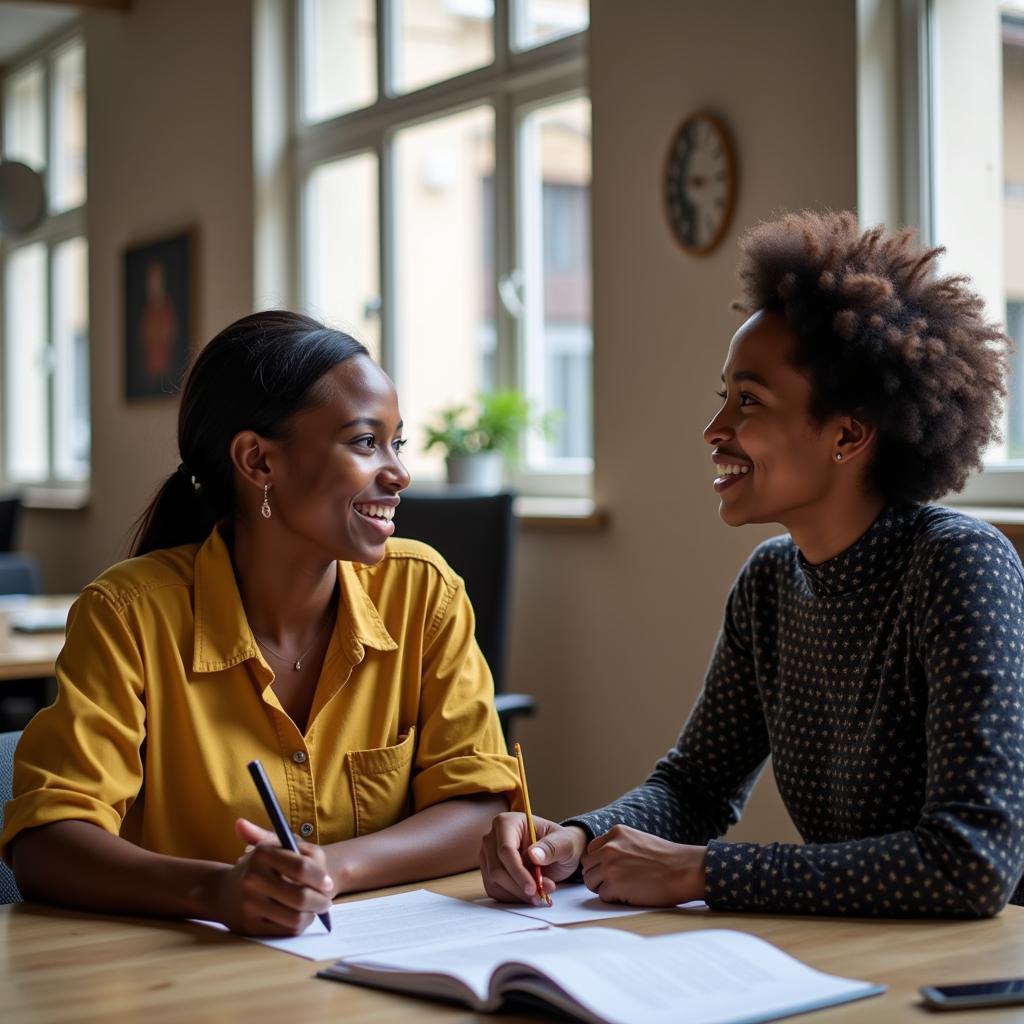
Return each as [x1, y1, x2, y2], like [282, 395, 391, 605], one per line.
[177, 462, 202, 494]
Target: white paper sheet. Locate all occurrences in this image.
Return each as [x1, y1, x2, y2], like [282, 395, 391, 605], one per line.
[477, 882, 706, 924]
[192, 888, 547, 960]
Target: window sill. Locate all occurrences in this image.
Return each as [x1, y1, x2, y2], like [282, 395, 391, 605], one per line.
[403, 482, 607, 530]
[515, 496, 608, 530]
[20, 486, 90, 511]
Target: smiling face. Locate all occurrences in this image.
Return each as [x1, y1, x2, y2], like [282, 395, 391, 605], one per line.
[703, 310, 844, 529]
[265, 355, 411, 565]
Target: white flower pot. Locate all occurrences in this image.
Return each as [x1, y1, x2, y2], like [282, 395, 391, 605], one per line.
[445, 452, 504, 492]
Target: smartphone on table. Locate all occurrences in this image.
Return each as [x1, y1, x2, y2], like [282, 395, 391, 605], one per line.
[920, 979, 1024, 1011]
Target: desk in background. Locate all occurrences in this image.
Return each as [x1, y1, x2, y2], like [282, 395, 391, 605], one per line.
[0, 595, 73, 682]
[3, 871, 1024, 1023]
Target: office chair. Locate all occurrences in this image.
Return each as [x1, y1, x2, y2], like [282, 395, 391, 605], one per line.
[0, 554, 46, 731]
[0, 554, 42, 596]
[392, 491, 536, 743]
[0, 497, 21, 553]
[0, 730, 22, 903]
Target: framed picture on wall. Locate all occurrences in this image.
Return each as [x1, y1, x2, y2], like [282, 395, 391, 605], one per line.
[123, 229, 194, 400]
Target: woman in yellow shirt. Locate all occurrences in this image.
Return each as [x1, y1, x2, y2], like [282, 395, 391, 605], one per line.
[1, 310, 520, 935]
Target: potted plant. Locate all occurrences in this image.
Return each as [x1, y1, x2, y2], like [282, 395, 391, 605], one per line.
[424, 390, 554, 491]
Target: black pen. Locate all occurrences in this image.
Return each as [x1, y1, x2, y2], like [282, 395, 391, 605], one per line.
[247, 758, 333, 933]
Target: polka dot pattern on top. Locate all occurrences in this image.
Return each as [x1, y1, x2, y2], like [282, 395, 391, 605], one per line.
[566, 506, 1024, 917]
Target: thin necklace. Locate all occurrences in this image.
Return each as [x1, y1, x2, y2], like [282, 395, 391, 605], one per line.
[253, 612, 334, 671]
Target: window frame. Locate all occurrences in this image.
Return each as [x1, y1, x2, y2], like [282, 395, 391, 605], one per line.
[0, 26, 88, 501]
[901, 0, 1024, 508]
[289, 0, 590, 497]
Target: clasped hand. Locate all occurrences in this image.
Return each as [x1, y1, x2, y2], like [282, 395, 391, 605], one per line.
[204, 818, 336, 936]
[480, 812, 706, 907]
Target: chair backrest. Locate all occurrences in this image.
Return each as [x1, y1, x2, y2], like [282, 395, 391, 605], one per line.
[393, 491, 515, 692]
[0, 730, 23, 903]
[0, 497, 21, 553]
[0, 553, 41, 596]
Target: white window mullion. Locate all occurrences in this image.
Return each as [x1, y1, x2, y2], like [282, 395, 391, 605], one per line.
[493, 90, 517, 396]
[378, 127, 397, 380]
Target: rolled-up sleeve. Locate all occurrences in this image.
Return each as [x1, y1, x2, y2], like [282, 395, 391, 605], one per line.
[1, 587, 146, 864]
[411, 576, 520, 812]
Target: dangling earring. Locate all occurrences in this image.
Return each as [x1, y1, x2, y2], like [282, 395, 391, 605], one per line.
[261, 484, 272, 519]
[835, 452, 843, 462]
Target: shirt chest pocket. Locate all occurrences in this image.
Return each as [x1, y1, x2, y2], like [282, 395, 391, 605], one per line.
[346, 727, 416, 837]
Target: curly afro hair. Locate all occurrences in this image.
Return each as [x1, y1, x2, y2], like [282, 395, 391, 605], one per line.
[735, 210, 1011, 505]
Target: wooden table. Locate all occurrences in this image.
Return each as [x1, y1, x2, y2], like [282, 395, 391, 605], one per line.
[3, 872, 1024, 1023]
[0, 596, 73, 682]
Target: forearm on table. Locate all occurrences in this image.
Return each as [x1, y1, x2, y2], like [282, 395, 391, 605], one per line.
[10, 820, 226, 919]
[326, 794, 508, 893]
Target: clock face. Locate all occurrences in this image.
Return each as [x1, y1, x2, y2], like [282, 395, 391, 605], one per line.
[664, 114, 736, 255]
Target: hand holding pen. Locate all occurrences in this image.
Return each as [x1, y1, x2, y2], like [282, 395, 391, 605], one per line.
[199, 760, 334, 936]
[514, 743, 553, 907]
[246, 759, 334, 933]
[203, 810, 335, 937]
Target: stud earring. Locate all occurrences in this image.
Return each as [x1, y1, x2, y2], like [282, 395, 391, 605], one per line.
[835, 452, 843, 462]
[261, 484, 272, 519]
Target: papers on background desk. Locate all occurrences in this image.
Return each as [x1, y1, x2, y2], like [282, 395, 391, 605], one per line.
[193, 888, 547, 961]
[478, 883, 706, 924]
[8, 607, 69, 633]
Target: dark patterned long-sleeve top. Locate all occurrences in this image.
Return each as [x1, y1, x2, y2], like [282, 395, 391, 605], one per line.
[567, 506, 1024, 917]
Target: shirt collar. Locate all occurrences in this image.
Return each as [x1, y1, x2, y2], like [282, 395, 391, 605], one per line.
[192, 529, 397, 674]
[797, 504, 920, 599]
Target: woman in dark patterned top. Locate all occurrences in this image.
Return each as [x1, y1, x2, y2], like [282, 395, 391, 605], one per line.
[480, 211, 1024, 918]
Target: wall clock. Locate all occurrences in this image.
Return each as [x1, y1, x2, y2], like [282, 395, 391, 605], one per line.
[663, 113, 736, 256]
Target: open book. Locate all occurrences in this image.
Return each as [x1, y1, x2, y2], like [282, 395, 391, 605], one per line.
[317, 925, 884, 1024]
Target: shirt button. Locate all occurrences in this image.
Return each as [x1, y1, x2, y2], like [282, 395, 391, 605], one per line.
[299, 822, 314, 838]
[292, 750, 307, 764]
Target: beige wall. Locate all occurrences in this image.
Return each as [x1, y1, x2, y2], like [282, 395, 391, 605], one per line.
[21, 0, 254, 586]
[20, 0, 859, 844]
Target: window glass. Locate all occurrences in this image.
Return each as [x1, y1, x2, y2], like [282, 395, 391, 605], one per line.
[53, 238, 90, 481]
[515, 0, 588, 51]
[4, 244, 49, 483]
[50, 40, 86, 211]
[393, 104, 494, 477]
[303, 0, 377, 121]
[519, 95, 591, 467]
[394, 0, 493, 95]
[1004, 7, 1024, 458]
[3, 61, 45, 170]
[305, 152, 381, 358]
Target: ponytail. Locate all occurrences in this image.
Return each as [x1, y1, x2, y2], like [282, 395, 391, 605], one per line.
[130, 465, 220, 557]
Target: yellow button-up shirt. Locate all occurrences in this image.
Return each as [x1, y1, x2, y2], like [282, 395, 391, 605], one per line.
[1, 529, 519, 866]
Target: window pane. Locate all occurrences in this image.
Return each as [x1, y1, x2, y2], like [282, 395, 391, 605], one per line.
[53, 237, 89, 481]
[1005, 8, 1024, 458]
[303, 0, 376, 121]
[4, 244, 49, 483]
[3, 61, 45, 171]
[394, 105, 494, 478]
[305, 152, 380, 359]
[519, 95, 591, 468]
[50, 40, 86, 212]
[515, 0, 588, 50]
[394, 0, 493, 95]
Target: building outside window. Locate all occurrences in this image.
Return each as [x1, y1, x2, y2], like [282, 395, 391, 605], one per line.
[296, 0, 590, 494]
[1002, 7, 1024, 459]
[0, 34, 89, 492]
[918, 0, 1024, 501]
